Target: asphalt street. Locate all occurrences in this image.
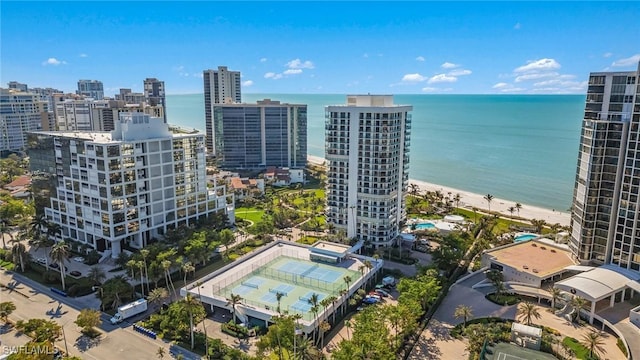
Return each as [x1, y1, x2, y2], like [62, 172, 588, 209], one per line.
[0, 268, 201, 360]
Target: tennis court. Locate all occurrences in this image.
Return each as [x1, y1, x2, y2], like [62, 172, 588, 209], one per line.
[215, 256, 359, 320]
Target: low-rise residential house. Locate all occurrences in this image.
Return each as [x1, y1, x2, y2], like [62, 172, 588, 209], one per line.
[264, 167, 304, 187]
[228, 177, 264, 199]
[3, 175, 31, 198]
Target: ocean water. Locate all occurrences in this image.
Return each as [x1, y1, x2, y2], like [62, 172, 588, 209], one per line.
[166, 94, 584, 211]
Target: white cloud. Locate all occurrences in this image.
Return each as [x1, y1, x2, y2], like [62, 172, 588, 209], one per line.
[242, 80, 254, 87]
[514, 22, 521, 30]
[286, 58, 314, 69]
[603, 52, 613, 58]
[422, 87, 452, 93]
[401, 73, 427, 83]
[515, 72, 558, 82]
[500, 87, 526, 93]
[260, 57, 267, 62]
[448, 69, 472, 76]
[415, 56, 425, 62]
[492, 82, 509, 89]
[283, 69, 303, 75]
[42, 57, 66, 66]
[612, 54, 640, 67]
[428, 74, 457, 84]
[441, 62, 459, 69]
[264, 72, 283, 80]
[79, 53, 88, 58]
[533, 79, 587, 90]
[514, 58, 561, 73]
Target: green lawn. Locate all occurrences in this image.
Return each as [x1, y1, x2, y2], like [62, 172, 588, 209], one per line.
[235, 207, 266, 224]
[562, 337, 593, 359]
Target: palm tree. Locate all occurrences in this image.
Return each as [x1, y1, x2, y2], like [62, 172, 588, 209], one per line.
[471, 207, 478, 223]
[344, 320, 352, 339]
[126, 259, 138, 280]
[137, 261, 146, 297]
[483, 194, 494, 213]
[343, 275, 352, 295]
[140, 248, 150, 295]
[0, 301, 16, 323]
[11, 241, 27, 272]
[275, 292, 284, 314]
[571, 296, 588, 322]
[507, 206, 516, 220]
[87, 267, 107, 285]
[50, 241, 70, 290]
[182, 293, 201, 350]
[29, 214, 48, 237]
[318, 320, 331, 349]
[454, 305, 473, 328]
[226, 293, 243, 323]
[148, 287, 169, 311]
[453, 193, 462, 211]
[156, 347, 166, 359]
[161, 260, 176, 297]
[182, 262, 195, 287]
[307, 293, 320, 344]
[517, 302, 541, 326]
[326, 295, 338, 324]
[580, 330, 606, 359]
[548, 286, 562, 309]
[46, 222, 62, 241]
[219, 228, 234, 260]
[30, 234, 53, 269]
[530, 219, 547, 234]
[515, 203, 522, 217]
[0, 220, 14, 249]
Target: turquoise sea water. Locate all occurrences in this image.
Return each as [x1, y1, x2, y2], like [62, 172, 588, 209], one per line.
[166, 94, 584, 211]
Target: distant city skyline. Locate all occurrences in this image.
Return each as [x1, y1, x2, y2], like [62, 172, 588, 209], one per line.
[1, 1, 639, 95]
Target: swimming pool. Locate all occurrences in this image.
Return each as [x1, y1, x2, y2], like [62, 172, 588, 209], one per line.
[415, 222, 436, 230]
[515, 234, 538, 242]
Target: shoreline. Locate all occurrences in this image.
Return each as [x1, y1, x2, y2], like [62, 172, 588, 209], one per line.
[308, 154, 570, 227]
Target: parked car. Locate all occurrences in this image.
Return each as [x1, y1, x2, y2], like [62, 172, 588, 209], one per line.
[49, 263, 68, 272]
[72, 256, 85, 263]
[362, 296, 379, 304]
[375, 289, 390, 297]
[69, 270, 81, 277]
[36, 258, 47, 265]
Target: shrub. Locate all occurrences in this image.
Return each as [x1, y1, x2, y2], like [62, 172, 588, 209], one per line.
[617, 338, 628, 357]
[43, 271, 60, 284]
[84, 250, 100, 265]
[485, 293, 520, 306]
[450, 317, 509, 338]
[221, 321, 249, 338]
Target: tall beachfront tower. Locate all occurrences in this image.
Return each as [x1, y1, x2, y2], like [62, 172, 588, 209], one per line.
[28, 113, 234, 258]
[143, 78, 166, 122]
[570, 62, 640, 271]
[325, 95, 412, 248]
[0, 88, 48, 153]
[203, 66, 242, 155]
[77, 80, 104, 100]
[212, 99, 307, 170]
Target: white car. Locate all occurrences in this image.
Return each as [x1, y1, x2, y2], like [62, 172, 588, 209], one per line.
[72, 256, 85, 263]
[36, 258, 47, 265]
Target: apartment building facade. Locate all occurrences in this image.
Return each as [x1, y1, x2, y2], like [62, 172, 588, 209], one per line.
[203, 66, 242, 155]
[77, 79, 104, 100]
[0, 88, 48, 153]
[28, 113, 234, 258]
[325, 95, 411, 248]
[212, 99, 307, 169]
[571, 62, 640, 272]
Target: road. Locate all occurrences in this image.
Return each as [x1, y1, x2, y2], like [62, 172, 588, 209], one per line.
[0, 269, 201, 360]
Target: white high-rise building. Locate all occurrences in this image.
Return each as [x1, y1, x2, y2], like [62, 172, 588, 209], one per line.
[325, 95, 412, 248]
[144, 78, 166, 122]
[203, 66, 242, 155]
[0, 88, 48, 152]
[29, 113, 234, 258]
[570, 62, 640, 271]
[55, 99, 110, 131]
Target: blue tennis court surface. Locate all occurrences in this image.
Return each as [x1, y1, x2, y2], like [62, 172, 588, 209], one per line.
[278, 260, 342, 283]
[269, 284, 295, 295]
[232, 285, 255, 296]
[242, 276, 266, 288]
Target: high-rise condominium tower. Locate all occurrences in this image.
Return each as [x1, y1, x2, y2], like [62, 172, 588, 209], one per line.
[203, 66, 242, 155]
[325, 95, 412, 248]
[571, 62, 640, 272]
[28, 113, 234, 258]
[77, 80, 104, 100]
[0, 88, 48, 152]
[212, 99, 307, 169]
[144, 78, 166, 122]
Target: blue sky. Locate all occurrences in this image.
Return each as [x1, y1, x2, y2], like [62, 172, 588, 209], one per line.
[2, 1, 639, 95]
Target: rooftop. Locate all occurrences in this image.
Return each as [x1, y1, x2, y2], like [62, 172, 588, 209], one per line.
[484, 240, 575, 278]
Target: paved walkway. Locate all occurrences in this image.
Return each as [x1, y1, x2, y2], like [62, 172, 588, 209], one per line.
[408, 280, 627, 359]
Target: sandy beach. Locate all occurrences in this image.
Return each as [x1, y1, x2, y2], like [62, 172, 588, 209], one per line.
[308, 154, 570, 227]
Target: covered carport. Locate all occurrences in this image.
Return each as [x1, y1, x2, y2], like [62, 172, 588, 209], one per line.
[555, 265, 640, 324]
